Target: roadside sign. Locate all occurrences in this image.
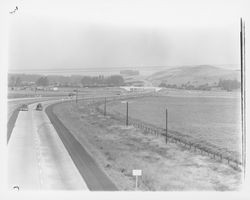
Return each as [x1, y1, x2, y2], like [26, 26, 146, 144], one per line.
[132, 169, 142, 190]
[132, 169, 142, 176]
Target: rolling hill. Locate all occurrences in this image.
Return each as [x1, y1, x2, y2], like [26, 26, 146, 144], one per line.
[146, 65, 241, 87]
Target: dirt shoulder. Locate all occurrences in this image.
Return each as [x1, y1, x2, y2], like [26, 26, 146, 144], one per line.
[53, 100, 242, 191]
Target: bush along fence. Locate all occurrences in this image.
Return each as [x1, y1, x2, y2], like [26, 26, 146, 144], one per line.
[92, 98, 242, 171]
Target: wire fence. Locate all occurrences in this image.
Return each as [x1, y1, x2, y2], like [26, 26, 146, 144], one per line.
[92, 96, 242, 171]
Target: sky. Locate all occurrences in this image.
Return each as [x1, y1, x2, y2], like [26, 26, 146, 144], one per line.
[6, 0, 250, 75]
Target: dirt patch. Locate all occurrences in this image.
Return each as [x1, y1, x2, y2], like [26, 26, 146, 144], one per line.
[53, 101, 242, 191]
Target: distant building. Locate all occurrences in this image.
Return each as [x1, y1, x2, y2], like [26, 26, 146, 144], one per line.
[48, 86, 59, 91]
[36, 86, 44, 90]
[120, 86, 162, 92]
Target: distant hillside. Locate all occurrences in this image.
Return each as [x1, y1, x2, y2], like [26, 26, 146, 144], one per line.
[120, 70, 139, 76]
[147, 65, 240, 87]
[120, 73, 154, 87]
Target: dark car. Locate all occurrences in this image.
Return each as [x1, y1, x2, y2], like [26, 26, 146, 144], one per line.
[19, 104, 28, 111]
[36, 103, 43, 111]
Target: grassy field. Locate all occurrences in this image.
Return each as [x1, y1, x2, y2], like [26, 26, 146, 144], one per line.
[8, 87, 125, 99]
[53, 101, 242, 190]
[108, 95, 242, 157]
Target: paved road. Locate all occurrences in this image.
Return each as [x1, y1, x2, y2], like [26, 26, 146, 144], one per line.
[8, 101, 88, 190]
[7, 97, 65, 121]
[7, 97, 68, 143]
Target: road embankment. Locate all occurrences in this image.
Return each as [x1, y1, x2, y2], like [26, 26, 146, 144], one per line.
[7, 106, 21, 143]
[45, 102, 117, 191]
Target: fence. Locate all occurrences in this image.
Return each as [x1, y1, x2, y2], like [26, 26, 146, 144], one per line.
[92, 98, 242, 171]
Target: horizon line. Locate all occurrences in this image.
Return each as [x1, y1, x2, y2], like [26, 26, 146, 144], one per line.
[8, 63, 240, 73]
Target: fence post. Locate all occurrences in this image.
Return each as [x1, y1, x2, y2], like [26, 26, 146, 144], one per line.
[126, 101, 129, 126]
[166, 108, 168, 144]
[104, 97, 106, 116]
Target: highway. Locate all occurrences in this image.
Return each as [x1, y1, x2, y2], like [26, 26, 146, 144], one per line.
[7, 92, 152, 190]
[7, 97, 67, 143]
[8, 97, 117, 190]
[7, 97, 63, 121]
[8, 100, 89, 190]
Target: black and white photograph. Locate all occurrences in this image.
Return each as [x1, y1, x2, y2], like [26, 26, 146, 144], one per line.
[0, 0, 249, 199]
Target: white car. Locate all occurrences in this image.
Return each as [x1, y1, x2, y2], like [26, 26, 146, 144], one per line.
[19, 104, 28, 111]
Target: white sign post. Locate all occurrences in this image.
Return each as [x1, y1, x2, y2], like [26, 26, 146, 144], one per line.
[132, 169, 142, 190]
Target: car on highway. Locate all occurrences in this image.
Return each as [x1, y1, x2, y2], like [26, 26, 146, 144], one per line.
[19, 104, 28, 111]
[36, 103, 43, 111]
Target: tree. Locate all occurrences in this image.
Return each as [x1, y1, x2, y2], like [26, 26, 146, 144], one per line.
[81, 75, 124, 87]
[197, 83, 211, 91]
[159, 82, 167, 87]
[105, 75, 124, 86]
[15, 76, 22, 86]
[218, 79, 240, 91]
[81, 76, 93, 86]
[185, 85, 195, 90]
[8, 76, 16, 87]
[36, 76, 49, 86]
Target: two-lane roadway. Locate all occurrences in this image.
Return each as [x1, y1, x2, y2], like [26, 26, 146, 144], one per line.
[8, 100, 89, 190]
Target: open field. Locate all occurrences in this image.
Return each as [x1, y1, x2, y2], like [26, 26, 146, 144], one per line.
[158, 88, 241, 98]
[8, 87, 126, 99]
[53, 100, 242, 191]
[108, 95, 242, 158]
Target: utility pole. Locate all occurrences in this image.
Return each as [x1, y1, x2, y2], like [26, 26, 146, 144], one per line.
[74, 89, 78, 104]
[126, 101, 129, 126]
[166, 108, 168, 144]
[240, 18, 246, 177]
[104, 97, 107, 116]
[76, 89, 78, 104]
